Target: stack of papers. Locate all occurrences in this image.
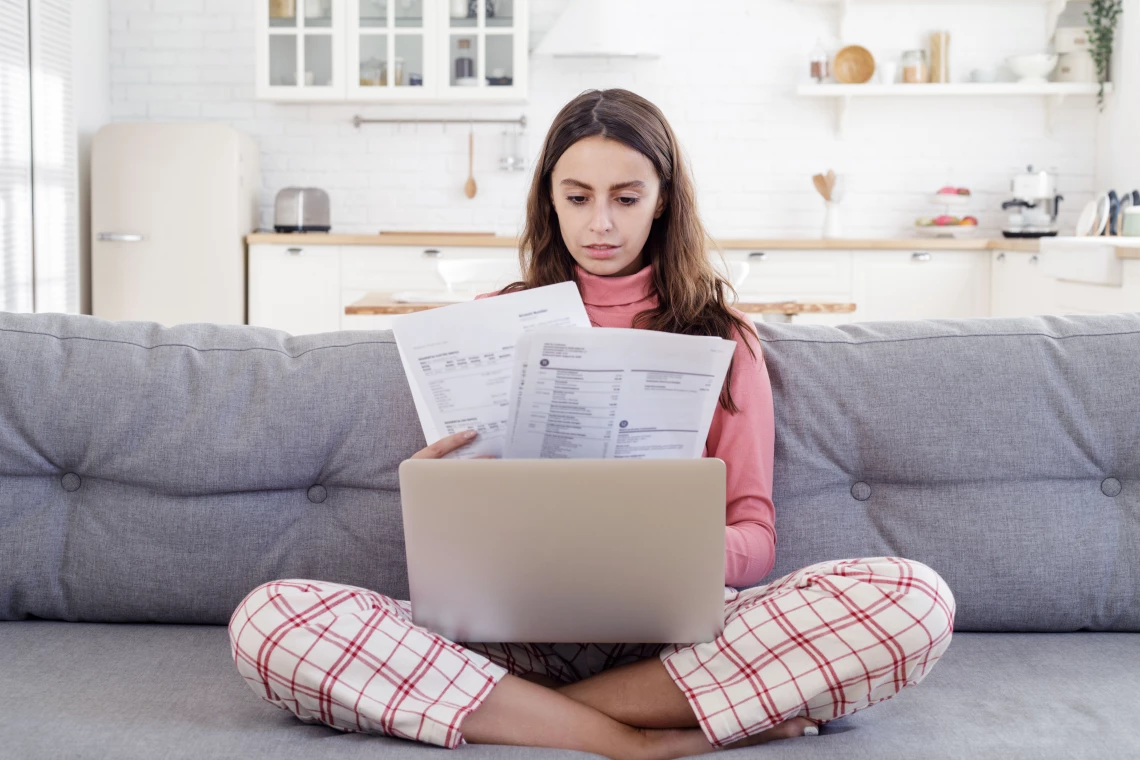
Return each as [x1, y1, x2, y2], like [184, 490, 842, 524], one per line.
[392, 282, 735, 459]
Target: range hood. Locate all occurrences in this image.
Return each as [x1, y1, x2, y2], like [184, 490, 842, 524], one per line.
[534, 0, 662, 58]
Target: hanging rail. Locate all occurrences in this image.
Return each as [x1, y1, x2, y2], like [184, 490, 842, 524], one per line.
[352, 114, 527, 129]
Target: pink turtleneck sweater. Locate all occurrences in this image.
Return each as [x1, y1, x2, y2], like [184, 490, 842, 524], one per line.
[480, 263, 777, 588]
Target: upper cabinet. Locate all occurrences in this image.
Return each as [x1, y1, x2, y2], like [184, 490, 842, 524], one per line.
[256, 0, 528, 103]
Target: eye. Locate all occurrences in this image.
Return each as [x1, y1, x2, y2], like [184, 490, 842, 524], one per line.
[617, 196, 640, 206]
[567, 195, 588, 205]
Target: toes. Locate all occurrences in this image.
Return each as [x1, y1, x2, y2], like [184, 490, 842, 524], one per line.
[785, 716, 819, 738]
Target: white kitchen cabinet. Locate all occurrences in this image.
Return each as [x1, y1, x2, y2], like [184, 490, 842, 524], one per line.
[724, 249, 855, 326]
[340, 244, 518, 291]
[257, 0, 527, 102]
[1051, 260, 1140, 315]
[249, 244, 343, 334]
[850, 250, 990, 323]
[248, 243, 1016, 337]
[990, 251, 1056, 317]
[257, 0, 347, 101]
[341, 244, 519, 331]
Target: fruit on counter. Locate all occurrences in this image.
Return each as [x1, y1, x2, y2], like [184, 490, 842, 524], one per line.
[957, 188, 971, 195]
[937, 186, 958, 194]
[960, 216, 978, 225]
[915, 216, 934, 226]
[934, 215, 960, 226]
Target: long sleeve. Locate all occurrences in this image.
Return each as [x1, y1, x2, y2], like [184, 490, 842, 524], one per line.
[704, 321, 777, 588]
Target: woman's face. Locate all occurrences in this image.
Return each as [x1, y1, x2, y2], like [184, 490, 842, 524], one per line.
[550, 135, 666, 278]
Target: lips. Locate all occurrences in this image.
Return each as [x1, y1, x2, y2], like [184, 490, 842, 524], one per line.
[584, 244, 620, 259]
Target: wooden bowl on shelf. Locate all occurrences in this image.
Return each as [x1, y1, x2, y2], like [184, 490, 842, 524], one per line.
[833, 45, 876, 84]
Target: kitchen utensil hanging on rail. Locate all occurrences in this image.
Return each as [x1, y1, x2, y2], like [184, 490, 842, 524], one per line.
[465, 122, 477, 199]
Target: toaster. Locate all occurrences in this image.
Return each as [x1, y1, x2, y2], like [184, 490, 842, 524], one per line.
[274, 187, 331, 232]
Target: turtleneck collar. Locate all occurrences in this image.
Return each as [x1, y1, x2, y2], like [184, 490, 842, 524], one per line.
[574, 262, 656, 307]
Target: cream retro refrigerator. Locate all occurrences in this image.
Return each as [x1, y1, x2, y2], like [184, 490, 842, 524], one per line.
[91, 123, 260, 326]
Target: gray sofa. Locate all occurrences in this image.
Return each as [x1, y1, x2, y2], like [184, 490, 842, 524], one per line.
[2, 310, 1138, 759]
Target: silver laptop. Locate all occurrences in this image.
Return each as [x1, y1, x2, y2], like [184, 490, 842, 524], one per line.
[398, 458, 726, 644]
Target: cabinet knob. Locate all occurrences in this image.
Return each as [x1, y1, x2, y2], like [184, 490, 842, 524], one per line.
[911, 251, 932, 262]
[423, 248, 442, 257]
[996, 252, 1006, 262]
[747, 251, 767, 261]
[1029, 255, 1039, 265]
[286, 247, 303, 255]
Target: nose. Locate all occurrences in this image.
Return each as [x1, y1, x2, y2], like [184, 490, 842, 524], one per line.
[588, 200, 614, 234]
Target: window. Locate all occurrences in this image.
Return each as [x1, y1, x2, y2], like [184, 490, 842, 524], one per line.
[0, 0, 78, 314]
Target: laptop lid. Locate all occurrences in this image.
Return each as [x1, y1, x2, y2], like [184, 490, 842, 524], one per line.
[398, 458, 726, 644]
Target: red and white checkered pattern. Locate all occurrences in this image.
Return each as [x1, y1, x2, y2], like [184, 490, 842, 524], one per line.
[230, 556, 954, 749]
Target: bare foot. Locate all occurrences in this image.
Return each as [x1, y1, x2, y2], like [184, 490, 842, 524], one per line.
[635, 716, 819, 760]
[722, 716, 820, 749]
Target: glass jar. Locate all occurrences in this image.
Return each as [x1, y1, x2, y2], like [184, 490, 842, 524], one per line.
[809, 38, 828, 83]
[902, 49, 928, 84]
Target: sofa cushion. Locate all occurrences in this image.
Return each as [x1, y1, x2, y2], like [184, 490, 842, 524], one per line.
[0, 314, 423, 623]
[3, 621, 1138, 759]
[753, 314, 1140, 631]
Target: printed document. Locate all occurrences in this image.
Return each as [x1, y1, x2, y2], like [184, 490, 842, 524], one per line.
[393, 287, 736, 460]
[392, 282, 591, 458]
[504, 328, 735, 459]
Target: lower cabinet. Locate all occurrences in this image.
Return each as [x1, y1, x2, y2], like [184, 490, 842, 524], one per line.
[990, 251, 1056, 317]
[249, 243, 1131, 336]
[249, 244, 342, 335]
[850, 250, 990, 323]
[728, 249, 855, 326]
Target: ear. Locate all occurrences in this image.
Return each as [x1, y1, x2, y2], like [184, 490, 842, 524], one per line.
[653, 192, 668, 220]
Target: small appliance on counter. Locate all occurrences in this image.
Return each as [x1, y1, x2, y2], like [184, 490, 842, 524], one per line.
[274, 187, 331, 232]
[1001, 165, 1063, 238]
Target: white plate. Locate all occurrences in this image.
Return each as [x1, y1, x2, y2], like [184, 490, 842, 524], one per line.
[930, 193, 971, 207]
[915, 224, 978, 238]
[1075, 199, 1099, 236]
[1092, 193, 1111, 236]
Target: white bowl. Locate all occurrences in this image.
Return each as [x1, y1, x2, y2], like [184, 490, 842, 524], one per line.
[1006, 54, 1059, 83]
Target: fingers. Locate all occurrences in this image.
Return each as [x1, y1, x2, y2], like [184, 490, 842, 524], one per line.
[410, 429, 478, 459]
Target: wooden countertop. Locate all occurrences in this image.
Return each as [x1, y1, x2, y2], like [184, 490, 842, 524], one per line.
[246, 231, 1042, 252]
[345, 292, 857, 316]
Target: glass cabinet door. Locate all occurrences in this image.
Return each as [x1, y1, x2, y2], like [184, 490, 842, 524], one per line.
[441, 0, 526, 100]
[348, 0, 435, 100]
[261, 0, 345, 99]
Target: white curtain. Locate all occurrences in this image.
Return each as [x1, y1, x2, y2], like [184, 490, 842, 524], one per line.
[0, 0, 78, 314]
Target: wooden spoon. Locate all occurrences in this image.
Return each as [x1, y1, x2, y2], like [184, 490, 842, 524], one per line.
[812, 173, 830, 201]
[825, 169, 836, 197]
[464, 129, 477, 199]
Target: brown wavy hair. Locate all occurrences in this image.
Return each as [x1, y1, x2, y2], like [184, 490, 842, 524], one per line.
[502, 88, 757, 413]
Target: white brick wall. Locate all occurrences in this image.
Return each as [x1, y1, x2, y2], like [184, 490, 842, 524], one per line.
[109, 0, 1102, 238]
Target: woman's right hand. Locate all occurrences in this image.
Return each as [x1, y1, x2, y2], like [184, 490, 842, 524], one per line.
[410, 429, 484, 459]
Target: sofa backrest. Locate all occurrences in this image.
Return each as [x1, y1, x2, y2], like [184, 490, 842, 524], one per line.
[1, 311, 1137, 630]
[756, 314, 1140, 632]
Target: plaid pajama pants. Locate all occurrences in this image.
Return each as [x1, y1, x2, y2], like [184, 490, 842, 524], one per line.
[229, 556, 955, 749]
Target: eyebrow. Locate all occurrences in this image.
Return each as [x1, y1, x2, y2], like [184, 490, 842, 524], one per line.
[559, 179, 646, 191]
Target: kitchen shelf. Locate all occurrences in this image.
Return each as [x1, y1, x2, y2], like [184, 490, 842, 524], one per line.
[797, 82, 1113, 137]
[795, 0, 1071, 39]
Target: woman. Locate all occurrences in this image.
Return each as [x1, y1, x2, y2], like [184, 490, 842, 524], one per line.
[229, 89, 956, 760]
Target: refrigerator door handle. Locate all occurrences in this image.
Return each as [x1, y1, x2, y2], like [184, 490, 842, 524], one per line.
[97, 232, 146, 242]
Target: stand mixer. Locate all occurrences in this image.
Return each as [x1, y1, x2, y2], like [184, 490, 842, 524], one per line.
[1001, 165, 1063, 238]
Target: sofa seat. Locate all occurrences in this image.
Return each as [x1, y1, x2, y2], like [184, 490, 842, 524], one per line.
[3, 621, 1137, 759]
